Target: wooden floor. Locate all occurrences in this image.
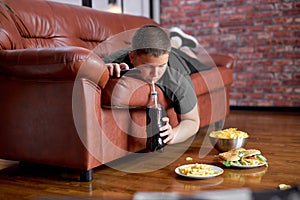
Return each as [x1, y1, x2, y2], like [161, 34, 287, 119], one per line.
[0, 110, 299, 199]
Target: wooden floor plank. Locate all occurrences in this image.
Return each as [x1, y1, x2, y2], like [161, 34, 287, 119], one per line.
[0, 110, 299, 199]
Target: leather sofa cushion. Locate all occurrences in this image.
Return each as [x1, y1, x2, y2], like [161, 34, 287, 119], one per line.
[191, 67, 233, 96]
[1, 0, 157, 50]
[102, 66, 232, 108]
[102, 76, 171, 109]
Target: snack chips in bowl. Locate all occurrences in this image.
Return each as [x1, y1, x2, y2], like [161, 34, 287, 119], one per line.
[209, 128, 249, 139]
[209, 128, 249, 152]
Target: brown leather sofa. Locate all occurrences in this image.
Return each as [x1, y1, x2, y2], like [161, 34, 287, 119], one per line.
[0, 0, 233, 181]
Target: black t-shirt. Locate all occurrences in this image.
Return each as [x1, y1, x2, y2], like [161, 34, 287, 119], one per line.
[103, 48, 198, 114]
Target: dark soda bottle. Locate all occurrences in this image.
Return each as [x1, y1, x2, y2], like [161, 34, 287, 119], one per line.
[146, 84, 167, 152]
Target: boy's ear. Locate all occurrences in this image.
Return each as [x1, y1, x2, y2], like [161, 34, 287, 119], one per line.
[128, 52, 135, 65]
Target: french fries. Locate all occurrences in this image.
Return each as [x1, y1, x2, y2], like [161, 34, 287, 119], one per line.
[185, 157, 193, 161]
[179, 163, 219, 177]
[209, 128, 249, 139]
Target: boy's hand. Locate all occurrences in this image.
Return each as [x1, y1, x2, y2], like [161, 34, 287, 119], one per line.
[159, 117, 174, 144]
[106, 62, 129, 78]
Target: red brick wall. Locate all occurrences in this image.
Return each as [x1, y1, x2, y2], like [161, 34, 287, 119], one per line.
[160, 0, 300, 107]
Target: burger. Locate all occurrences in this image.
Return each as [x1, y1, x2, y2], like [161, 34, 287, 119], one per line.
[217, 148, 268, 167]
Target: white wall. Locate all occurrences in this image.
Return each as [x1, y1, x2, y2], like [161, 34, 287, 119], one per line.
[47, 0, 160, 23]
[47, 0, 81, 6]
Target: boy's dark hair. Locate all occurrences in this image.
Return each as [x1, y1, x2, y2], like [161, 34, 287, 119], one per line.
[131, 25, 171, 56]
[132, 48, 169, 57]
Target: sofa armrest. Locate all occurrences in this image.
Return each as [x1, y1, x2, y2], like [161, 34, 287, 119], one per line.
[209, 54, 234, 69]
[0, 47, 109, 89]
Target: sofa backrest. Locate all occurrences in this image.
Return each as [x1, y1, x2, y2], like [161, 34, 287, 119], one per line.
[0, 0, 157, 50]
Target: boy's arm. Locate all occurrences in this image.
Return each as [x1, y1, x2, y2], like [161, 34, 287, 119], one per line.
[161, 104, 200, 144]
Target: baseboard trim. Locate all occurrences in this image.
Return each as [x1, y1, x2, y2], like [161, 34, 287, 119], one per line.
[230, 106, 300, 113]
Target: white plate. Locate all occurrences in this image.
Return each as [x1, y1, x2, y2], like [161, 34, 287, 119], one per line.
[175, 164, 224, 179]
[230, 163, 266, 168]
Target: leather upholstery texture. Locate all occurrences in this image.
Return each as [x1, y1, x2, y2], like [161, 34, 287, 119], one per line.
[0, 0, 233, 173]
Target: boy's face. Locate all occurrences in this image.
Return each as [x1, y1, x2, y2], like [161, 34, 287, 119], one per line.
[129, 52, 169, 83]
